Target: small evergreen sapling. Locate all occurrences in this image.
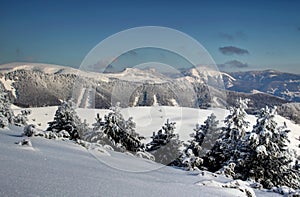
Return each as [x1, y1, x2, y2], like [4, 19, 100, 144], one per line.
[92, 113, 104, 131]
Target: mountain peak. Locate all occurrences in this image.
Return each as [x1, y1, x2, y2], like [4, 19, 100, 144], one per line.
[0, 62, 78, 74]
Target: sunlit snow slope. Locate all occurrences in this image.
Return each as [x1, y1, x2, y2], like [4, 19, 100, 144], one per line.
[15, 106, 300, 157]
[1, 106, 297, 196]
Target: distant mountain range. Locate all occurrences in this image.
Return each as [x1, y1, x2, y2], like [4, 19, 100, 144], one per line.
[223, 70, 300, 102]
[0, 62, 299, 123]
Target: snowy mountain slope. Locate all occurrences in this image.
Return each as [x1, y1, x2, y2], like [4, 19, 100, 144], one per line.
[0, 62, 79, 74]
[0, 62, 222, 82]
[16, 106, 300, 157]
[105, 68, 171, 83]
[224, 70, 300, 102]
[278, 103, 300, 124]
[0, 63, 216, 108]
[1, 62, 299, 123]
[0, 62, 111, 82]
[0, 125, 281, 197]
[226, 90, 288, 114]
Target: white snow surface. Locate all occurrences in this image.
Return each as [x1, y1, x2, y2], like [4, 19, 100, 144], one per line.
[132, 96, 139, 107]
[19, 106, 300, 156]
[1, 106, 299, 196]
[0, 125, 279, 197]
[169, 98, 179, 107]
[153, 95, 158, 106]
[105, 68, 170, 83]
[0, 77, 16, 97]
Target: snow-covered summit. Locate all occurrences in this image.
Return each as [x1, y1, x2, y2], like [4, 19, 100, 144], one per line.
[105, 67, 171, 83]
[0, 62, 229, 84]
[0, 62, 78, 74]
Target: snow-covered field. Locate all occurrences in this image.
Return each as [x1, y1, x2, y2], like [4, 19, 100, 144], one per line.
[16, 106, 300, 155]
[1, 106, 299, 196]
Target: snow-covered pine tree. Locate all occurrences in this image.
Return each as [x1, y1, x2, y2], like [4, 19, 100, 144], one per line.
[181, 148, 203, 171]
[101, 103, 144, 152]
[47, 100, 88, 140]
[146, 119, 182, 165]
[0, 86, 14, 128]
[206, 98, 250, 172]
[82, 113, 116, 149]
[197, 113, 221, 156]
[224, 98, 250, 142]
[182, 113, 221, 170]
[236, 106, 300, 189]
[14, 109, 31, 126]
[125, 117, 139, 138]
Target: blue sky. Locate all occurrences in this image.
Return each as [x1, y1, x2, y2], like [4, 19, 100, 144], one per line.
[0, 0, 300, 73]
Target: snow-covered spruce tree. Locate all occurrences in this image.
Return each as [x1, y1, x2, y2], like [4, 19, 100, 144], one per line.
[236, 106, 300, 189]
[47, 100, 88, 140]
[146, 119, 182, 165]
[14, 109, 31, 126]
[224, 98, 250, 143]
[182, 113, 221, 170]
[0, 87, 14, 128]
[195, 113, 221, 156]
[181, 148, 203, 171]
[82, 113, 116, 148]
[0, 85, 31, 127]
[206, 98, 250, 172]
[101, 103, 144, 152]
